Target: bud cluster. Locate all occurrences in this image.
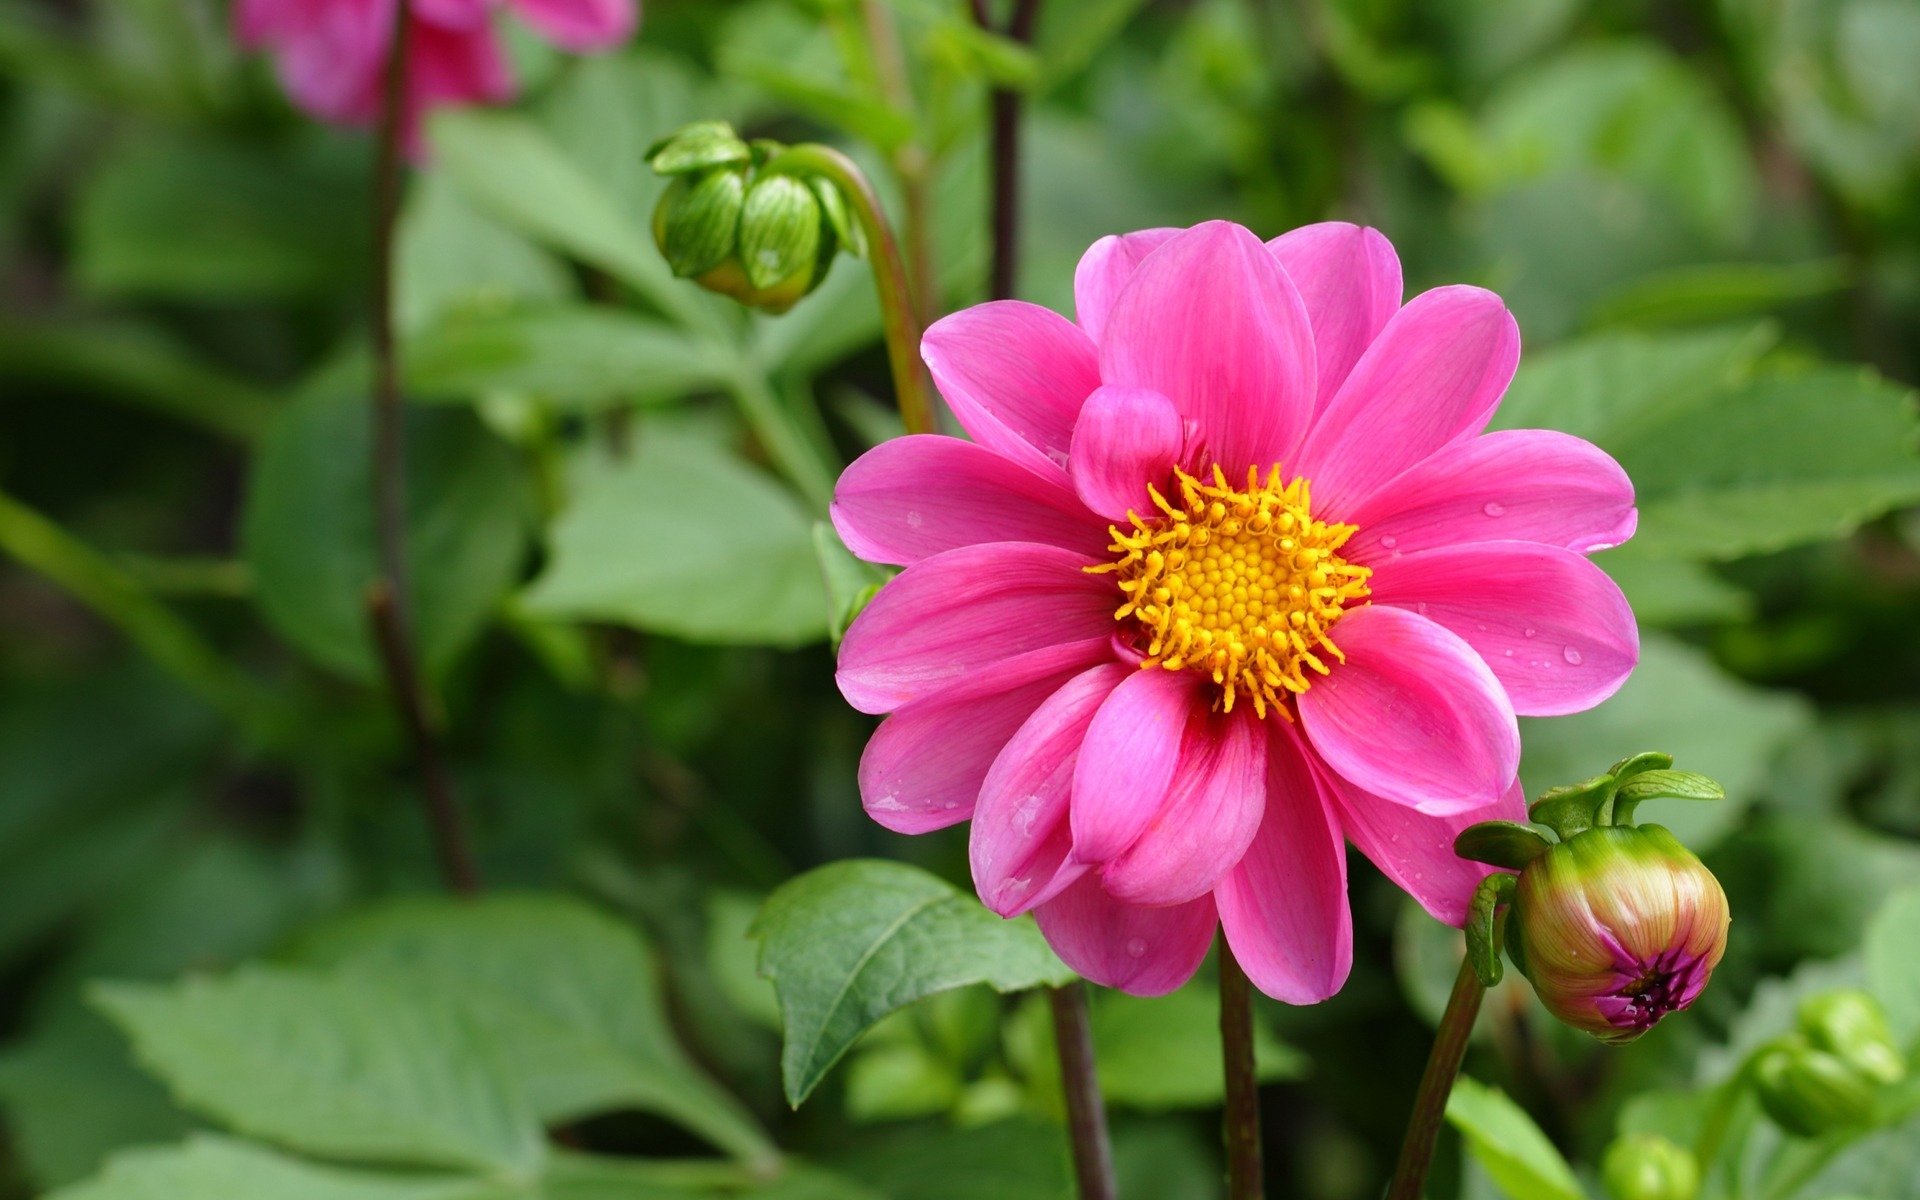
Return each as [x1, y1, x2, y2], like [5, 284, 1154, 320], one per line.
[1752, 989, 1907, 1138]
[645, 122, 862, 314]
[1454, 752, 1731, 1044]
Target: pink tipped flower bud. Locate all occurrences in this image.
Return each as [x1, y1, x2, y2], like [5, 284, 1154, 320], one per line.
[1507, 824, 1729, 1044]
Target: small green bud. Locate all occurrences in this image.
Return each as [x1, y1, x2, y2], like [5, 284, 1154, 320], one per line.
[1601, 1133, 1700, 1200]
[738, 174, 824, 292]
[653, 169, 746, 279]
[1798, 990, 1907, 1087]
[1753, 1036, 1880, 1137]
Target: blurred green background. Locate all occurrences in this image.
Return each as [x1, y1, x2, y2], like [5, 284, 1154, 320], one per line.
[1, 1, 1918, 1198]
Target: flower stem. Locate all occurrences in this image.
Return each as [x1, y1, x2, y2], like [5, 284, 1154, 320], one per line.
[1219, 937, 1264, 1198]
[1047, 984, 1117, 1200]
[970, 0, 1041, 301]
[1387, 954, 1488, 1200]
[763, 144, 936, 437]
[368, 0, 481, 896]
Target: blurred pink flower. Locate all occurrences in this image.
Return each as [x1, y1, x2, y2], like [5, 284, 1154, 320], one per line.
[834, 220, 1641, 1001]
[235, 0, 636, 149]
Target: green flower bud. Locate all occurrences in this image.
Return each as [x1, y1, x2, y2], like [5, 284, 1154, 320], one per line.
[1798, 990, 1907, 1087]
[1753, 1036, 1880, 1137]
[1601, 1134, 1700, 1200]
[1506, 825, 1729, 1044]
[646, 123, 844, 314]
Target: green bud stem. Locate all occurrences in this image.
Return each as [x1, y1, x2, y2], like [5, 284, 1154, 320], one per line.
[762, 145, 938, 438]
[1386, 936, 1492, 1200]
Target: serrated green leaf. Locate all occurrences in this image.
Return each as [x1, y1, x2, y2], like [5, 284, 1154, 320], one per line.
[522, 430, 827, 646]
[1445, 1077, 1584, 1200]
[750, 860, 1074, 1106]
[91, 968, 545, 1175]
[294, 894, 775, 1167]
[45, 1137, 516, 1200]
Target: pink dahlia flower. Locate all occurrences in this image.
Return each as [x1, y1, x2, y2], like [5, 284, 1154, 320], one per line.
[833, 221, 1640, 1001]
[235, 0, 636, 150]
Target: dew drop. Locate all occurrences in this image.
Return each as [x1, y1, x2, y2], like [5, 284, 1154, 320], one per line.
[1415, 602, 1430, 616]
[905, 511, 924, 529]
[1379, 535, 1398, 550]
[1563, 645, 1584, 665]
[1482, 501, 1506, 517]
[1503, 648, 1514, 657]
[1523, 627, 1537, 639]
[1124, 937, 1148, 959]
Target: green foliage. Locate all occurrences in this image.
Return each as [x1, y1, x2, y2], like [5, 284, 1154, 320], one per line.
[1445, 1077, 1584, 1200]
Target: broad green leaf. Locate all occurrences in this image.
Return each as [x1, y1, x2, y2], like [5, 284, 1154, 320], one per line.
[828, 1119, 1069, 1200]
[1866, 886, 1920, 1041]
[396, 173, 575, 331]
[750, 860, 1074, 1106]
[1087, 983, 1306, 1112]
[92, 967, 545, 1175]
[1520, 636, 1810, 849]
[407, 306, 732, 411]
[1444, 1077, 1583, 1200]
[295, 894, 776, 1166]
[1597, 547, 1752, 627]
[46, 1137, 515, 1200]
[522, 430, 827, 646]
[241, 391, 534, 684]
[1585, 259, 1848, 330]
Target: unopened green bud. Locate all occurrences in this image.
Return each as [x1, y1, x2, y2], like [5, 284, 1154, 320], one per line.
[653, 169, 746, 279]
[1798, 991, 1906, 1087]
[1753, 1037, 1879, 1137]
[1601, 1133, 1700, 1200]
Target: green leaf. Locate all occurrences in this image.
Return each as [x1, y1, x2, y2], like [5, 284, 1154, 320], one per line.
[750, 860, 1074, 1106]
[91, 967, 545, 1175]
[522, 429, 827, 646]
[396, 173, 575, 331]
[812, 523, 886, 647]
[1087, 983, 1307, 1111]
[46, 1137, 516, 1200]
[1585, 259, 1849, 330]
[828, 1119, 1069, 1200]
[1454, 821, 1553, 870]
[241, 392, 534, 684]
[406, 306, 733, 411]
[295, 894, 776, 1167]
[1445, 1077, 1584, 1200]
[1866, 887, 1920, 1042]
[1611, 768, 1725, 823]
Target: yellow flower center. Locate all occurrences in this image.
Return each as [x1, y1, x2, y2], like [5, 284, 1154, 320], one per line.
[1089, 465, 1372, 718]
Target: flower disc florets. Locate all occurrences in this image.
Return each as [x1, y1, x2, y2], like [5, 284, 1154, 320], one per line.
[1090, 465, 1371, 717]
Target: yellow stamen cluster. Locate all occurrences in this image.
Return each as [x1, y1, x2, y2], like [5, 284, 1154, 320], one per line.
[1088, 465, 1372, 718]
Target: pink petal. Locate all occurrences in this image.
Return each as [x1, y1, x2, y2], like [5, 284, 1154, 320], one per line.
[836, 544, 1117, 715]
[970, 664, 1131, 916]
[1068, 385, 1185, 521]
[1100, 706, 1266, 906]
[1344, 430, 1637, 559]
[1297, 605, 1519, 814]
[1325, 768, 1526, 927]
[832, 435, 1107, 567]
[922, 301, 1100, 480]
[1294, 286, 1520, 518]
[1214, 724, 1352, 1004]
[1370, 543, 1639, 717]
[414, 0, 492, 30]
[1033, 874, 1218, 997]
[1069, 669, 1200, 864]
[1100, 221, 1317, 476]
[861, 648, 1111, 835]
[1267, 222, 1402, 406]
[507, 0, 637, 50]
[1072, 227, 1183, 346]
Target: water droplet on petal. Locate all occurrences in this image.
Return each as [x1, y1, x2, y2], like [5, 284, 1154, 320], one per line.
[1482, 501, 1506, 517]
[906, 511, 924, 529]
[1503, 648, 1514, 657]
[1563, 645, 1584, 665]
[1379, 535, 1398, 549]
[1523, 627, 1537, 638]
[1125, 937, 1148, 958]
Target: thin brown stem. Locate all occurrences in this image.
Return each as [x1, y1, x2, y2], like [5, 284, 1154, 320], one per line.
[1047, 984, 1117, 1200]
[975, 0, 1041, 301]
[1219, 937, 1264, 1198]
[368, 0, 481, 896]
[1386, 954, 1488, 1200]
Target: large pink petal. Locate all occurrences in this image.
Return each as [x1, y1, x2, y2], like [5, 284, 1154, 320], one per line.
[1101, 706, 1266, 906]
[1069, 669, 1200, 863]
[1294, 286, 1520, 518]
[1100, 221, 1316, 476]
[1033, 875, 1218, 997]
[1072, 228, 1183, 346]
[1326, 769, 1526, 927]
[862, 648, 1110, 835]
[1214, 724, 1352, 1003]
[1068, 385, 1185, 521]
[410, 17, 514, 109]
[832, 435, 1107, 566]
[1267, 223, 1402, 407]
[507, 0, 636, 50]
[1344, 430, 1637, 560]
[836, 544, 1117, 715]
[1297, 605, 1519, 814]
[1370, 543, 1639, 717]
[970, 664, 1130, 916]
[922, 301, 1100, 479]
